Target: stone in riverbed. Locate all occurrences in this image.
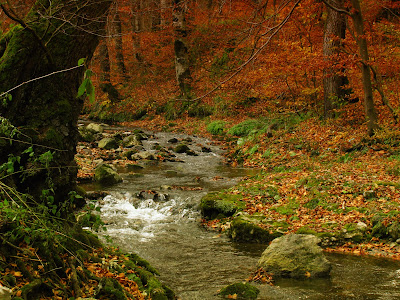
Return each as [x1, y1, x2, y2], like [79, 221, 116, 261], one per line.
[174, 144, 190, 153]
[258, 233, 331, 279]
[122, 135, 143, 148]
[132, 151, 155, 160]
[218, 282, 259, 300]
[86, 123, 104, 134]
[229, 216, 281, 243]
[94, 164, 122, 186]
[98, 137, 119, 150]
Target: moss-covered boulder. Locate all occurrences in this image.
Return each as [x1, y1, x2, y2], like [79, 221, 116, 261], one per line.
[258, 234, 331, 279]
[218, 282, 259, 300]
[98, 137, 119, 150]
[229, 216, 281, 243]
[122, 135, 142, 147]
[94, 164, 122, 185]
[200, 192, 243, 220]
[86, 123, 104, 134]
[79, 126, 96, 142]
[174, 143, 190, 153]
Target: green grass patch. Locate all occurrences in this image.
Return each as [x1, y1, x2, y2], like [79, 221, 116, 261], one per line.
[206, 120, 227, 135]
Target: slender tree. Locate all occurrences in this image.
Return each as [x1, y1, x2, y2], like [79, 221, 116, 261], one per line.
[173, 0, 193, 100]
[113, 7, 128, 78]
[323, 0, 349, 117]
[323, 0, 378, 135]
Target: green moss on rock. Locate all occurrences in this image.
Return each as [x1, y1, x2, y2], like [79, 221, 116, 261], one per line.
[94, 164, 122, 185]
[200, 192, 243, 220]
[218, 282, 259, 300]
[229, 216, 280, 243]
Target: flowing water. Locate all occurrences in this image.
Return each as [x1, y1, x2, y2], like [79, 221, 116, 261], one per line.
[80, 129, 400, 299]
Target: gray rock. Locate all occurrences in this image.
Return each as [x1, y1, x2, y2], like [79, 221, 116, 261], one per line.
[94, 164, 122, 186]
[122, 135, 142, 147]
[87, 123, 104, 134]
[0, 286, 11, 300]
[137, 190, 169, 201]
[132, 151, 155, 160]
[388, 222, 400, 240]
[174, 144, 190, 153]
[258, 233, 331, 278]
[218, 282, 259, 300]
[79, 127, 95, 142]
[356, 221, 368, 232]
[98, 137, 119, 150]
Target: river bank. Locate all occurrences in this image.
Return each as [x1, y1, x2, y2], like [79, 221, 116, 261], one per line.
[73, 119, 400, 298]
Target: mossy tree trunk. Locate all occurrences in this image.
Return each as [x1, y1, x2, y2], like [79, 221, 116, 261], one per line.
[0, 0, 112, 206]
[173, 0, 193, 100]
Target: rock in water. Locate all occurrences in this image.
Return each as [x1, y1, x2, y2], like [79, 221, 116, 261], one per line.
[258, 234, 331, 278]
[98, 137, 119, 150]
[86, 123, 104, 134]
[94, 164, 122, 186]
[218, 282, 259, 300]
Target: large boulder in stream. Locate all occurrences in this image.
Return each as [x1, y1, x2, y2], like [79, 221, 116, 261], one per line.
[258, 234, 331, 279]
[94, 164, 123, 186]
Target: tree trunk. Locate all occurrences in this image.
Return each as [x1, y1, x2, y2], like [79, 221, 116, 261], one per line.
[0, 0, 112, 206]
[160, 0, 168, 27]
[99, 41, 111, 84]
[323, 0, 348, 117]
[114, 10, 128, 79]
[350, 0, 379, 135]
[131, 0, 144, 64]
[173, 0, 192, 99]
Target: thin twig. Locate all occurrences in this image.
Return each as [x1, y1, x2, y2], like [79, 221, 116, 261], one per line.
[0, 64, 84, 98]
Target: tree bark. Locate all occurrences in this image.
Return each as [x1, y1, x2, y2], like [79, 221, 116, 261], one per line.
[350, 0, 379, 135]
[323, 0, 348, 117]
[99, 41, 111, 84]
[114, 9, 128, 79]
[173, 0, 193, 100]
[0, 0, 112, 205]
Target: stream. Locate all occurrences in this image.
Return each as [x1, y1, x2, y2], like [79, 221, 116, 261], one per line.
[80, 128, 400, 299]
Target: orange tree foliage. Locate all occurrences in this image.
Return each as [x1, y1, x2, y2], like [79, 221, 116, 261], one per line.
[2, 0, 400, 125]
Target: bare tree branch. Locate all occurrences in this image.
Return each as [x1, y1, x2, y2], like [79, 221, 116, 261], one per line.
[321, 0, 351, 16]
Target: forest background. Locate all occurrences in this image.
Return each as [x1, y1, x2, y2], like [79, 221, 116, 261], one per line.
[2, 0, 400, 299]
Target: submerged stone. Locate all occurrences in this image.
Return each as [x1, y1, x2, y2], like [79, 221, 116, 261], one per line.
[218, 282, 259, 300]
[174, 144, 190, 154]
